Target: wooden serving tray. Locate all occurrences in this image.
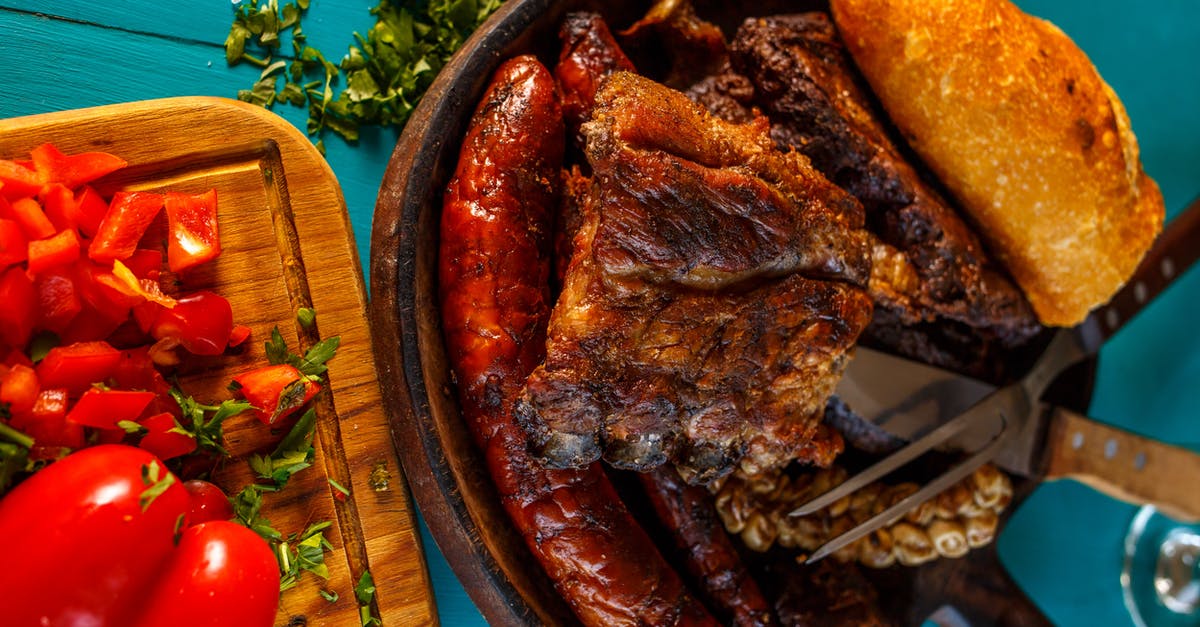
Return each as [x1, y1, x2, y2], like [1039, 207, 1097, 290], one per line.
[0, 97, 436, 626]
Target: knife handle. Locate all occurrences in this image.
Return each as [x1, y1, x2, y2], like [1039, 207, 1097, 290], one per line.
[1043, 407, 1200, 522]
[1093, 194, 1200, 341]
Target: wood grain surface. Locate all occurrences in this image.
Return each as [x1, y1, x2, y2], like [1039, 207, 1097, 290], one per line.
[0, 97, 436, 626]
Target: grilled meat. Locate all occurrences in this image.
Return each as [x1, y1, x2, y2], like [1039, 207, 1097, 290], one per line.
[515, 71, 874, 484]
[690, 13, 1042, 378]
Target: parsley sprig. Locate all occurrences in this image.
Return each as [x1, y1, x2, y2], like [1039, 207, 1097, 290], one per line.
[225, 0, 504, 151]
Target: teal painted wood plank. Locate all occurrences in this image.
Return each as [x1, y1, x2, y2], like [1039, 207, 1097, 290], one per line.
[2, 2, 1200, 627]
[0, 0, 381, 64]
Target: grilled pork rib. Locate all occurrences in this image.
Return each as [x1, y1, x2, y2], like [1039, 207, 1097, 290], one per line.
[690, 13, 1041, 378]
[516, 71, 874, 484]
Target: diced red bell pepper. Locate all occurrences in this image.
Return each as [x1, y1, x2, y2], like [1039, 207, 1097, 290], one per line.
[88, 191, 163, 264]
[74, 186, 109, 238]
[34, 270, 82, 333]
[3, 350, 33, 369]
[39, 183, 78, 232]
[8, 388, 85, 453]
[58, 304, 126, 345]
[0, 364, 40, 414]
[10, 197, 56, 240]
[149, 290, 233, 356]
[164, 190, 221, 274]
[0, 218, 28, 267]
[73, 259, 143, 320]
[228, 324, 252, 348]
[109, 347, 171, 398]
[124, 248, 163, 281]
[137, 412, 196, 460]
[231, 364, 319, 425]
[0, 159, 41, 200]
[27, 228, 81, 275]
[36, 341, 121, 396]
[0, 266, 36, 351]
[66, 388, 156, 430]
[29, 143, 127, 191]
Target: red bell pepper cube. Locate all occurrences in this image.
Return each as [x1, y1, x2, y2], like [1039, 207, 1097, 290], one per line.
[10, 197, 56, 240]
[164, 190, 221, 273]
[34, 270, 82, 334]
[58, 304, 127, 346]
[88, 191, 163, 264]
[39, 183, 78, 232]
[73, 259, 143, 320]
[66, 388, 156, 430]
[0, 159, 41, 200]
[73, 186, 109, 238]
[149, 290, 233, 356]
[109, 346, 171, 397]
[36, 341, 122, 396]
[8, 388, 85, 453]
[0, 266, 36, 351]
[29, 143, 127, 191]
[0, 364, 40, 414]
[137, 412, 196, 460]
[124, 248, 163, 281]
[0, 218, 28, 267]
[232, 364, 320, 425]
[228, 324, 252, 348]
[27, 228, 81, 275]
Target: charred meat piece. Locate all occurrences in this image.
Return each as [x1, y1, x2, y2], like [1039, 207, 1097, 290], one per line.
[516, 71, 874, 484]
[619, 0, 728, 90]
[555, 12, 637, 148]
[698, 13, 1041, 378]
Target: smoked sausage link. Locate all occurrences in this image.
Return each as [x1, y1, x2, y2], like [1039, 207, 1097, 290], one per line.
[439, 54, 716, 627]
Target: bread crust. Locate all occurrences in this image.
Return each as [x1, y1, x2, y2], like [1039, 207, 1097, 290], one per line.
[830, 0, 1164, 326]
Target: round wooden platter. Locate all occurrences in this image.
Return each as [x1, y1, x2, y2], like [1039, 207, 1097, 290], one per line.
[0, 97, 436, 627]
[369, 1, 1099, 626]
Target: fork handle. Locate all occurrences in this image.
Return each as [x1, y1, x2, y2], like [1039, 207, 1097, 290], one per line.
[1042, 407, 1200, 522]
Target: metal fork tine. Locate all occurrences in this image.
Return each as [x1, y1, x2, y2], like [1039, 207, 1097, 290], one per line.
[789, 405, 985, 517]
[803, 411, 1012, 563]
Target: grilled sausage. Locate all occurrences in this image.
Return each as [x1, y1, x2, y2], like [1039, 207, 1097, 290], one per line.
[440, 54, 716, 627]
[641, 466, 776, 626]
[555, 12, 637, 146]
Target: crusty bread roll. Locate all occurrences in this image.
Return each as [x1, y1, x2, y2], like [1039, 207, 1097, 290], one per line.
[830, 0, 1164, 326]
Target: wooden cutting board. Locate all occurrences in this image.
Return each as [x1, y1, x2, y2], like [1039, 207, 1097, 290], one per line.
[0, 97, 436, 626]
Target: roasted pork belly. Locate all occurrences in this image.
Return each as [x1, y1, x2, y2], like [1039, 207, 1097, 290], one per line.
[515, 71, 874, 484]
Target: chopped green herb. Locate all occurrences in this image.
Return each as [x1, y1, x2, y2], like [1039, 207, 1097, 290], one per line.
[139, 461, 177, 512]
[170, 390, 251, 457]
[297, 307, 316, 329]
[355, 570, 382, 626]
[225, 0, 504, 147]
[319, 588, 339, 603]
[328, 477, 350, 497]
[263, 325, 340, 379]
[248, 407, 317, 489]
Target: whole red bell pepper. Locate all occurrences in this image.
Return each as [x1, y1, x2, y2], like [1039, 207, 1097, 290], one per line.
[0, 445, 279, 627]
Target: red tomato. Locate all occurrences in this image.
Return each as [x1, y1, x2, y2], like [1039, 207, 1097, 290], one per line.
[131, 521, 280, 627]
[88, 191, 163, 264]
[164, 190, 221, 273]
[0, 445, 192, 626]
[149, 290, 234, 356]
[183, 479, 234, 524]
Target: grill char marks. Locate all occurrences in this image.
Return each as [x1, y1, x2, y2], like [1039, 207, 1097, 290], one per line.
[516, 71, 873, 484]
[692, 13, 1041, 377]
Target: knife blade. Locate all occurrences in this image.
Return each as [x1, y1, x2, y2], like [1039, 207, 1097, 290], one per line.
[836, 346, 1200, 521]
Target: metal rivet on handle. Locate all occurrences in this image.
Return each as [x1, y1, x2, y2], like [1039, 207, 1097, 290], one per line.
[1134, 281, 1148, 304]
[1134, 452, 1147, 471]
[1162, 257, 1176, 280]
[1105, 308, 1120, 330]
[1072, 432, 1085, 449]
[1105, 439, 1118, 459]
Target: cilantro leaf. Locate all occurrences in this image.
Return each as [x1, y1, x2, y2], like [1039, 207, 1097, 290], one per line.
[139, 461, 177, 512]
[355, 570, 382, 626]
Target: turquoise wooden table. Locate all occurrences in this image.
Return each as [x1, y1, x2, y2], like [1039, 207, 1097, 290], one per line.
[2, 1, 1197, 625]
